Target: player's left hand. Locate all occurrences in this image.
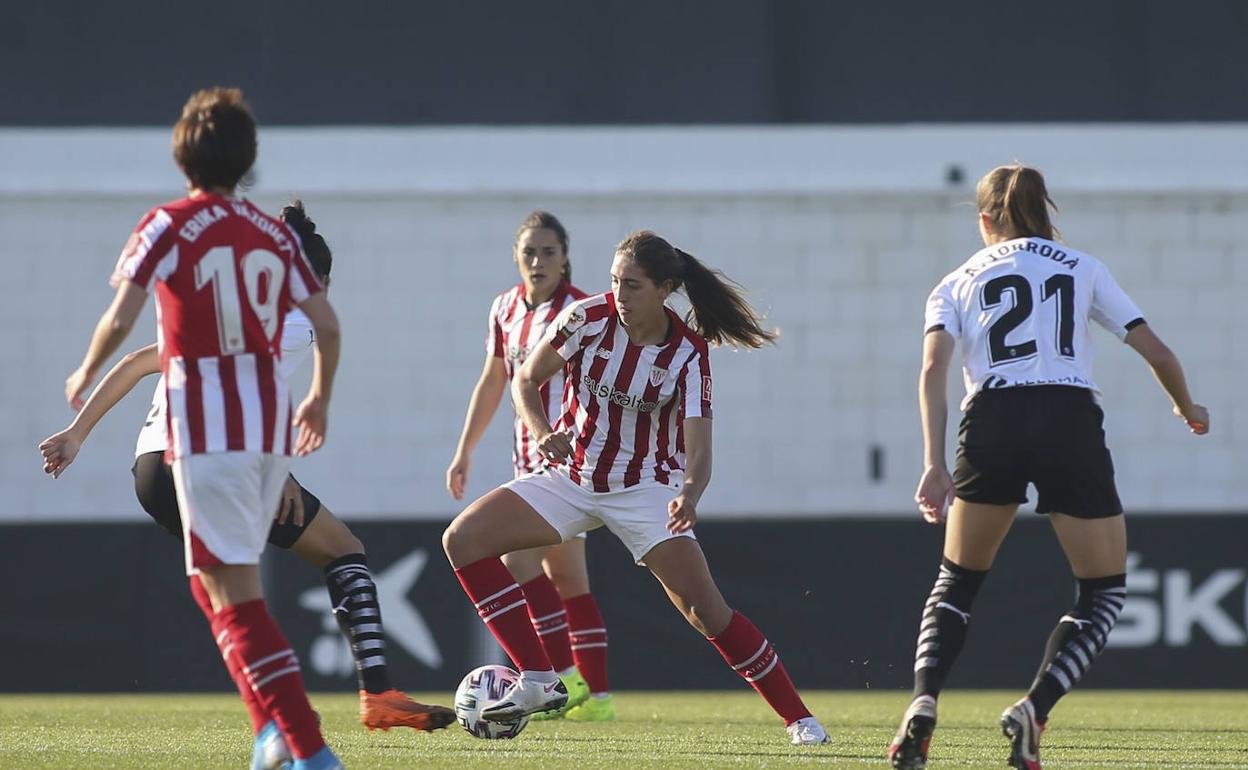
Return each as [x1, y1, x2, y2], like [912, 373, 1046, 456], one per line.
[668, 494, 697, 533]
[294, 394, 328, 456]
[915, 465, 954, 524]
[275, 475, 305, 527]
[65, 367, 93, 411]
[39, 428, 82, 479]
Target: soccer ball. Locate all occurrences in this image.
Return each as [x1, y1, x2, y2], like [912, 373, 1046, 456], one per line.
[454, 665, 530, 739]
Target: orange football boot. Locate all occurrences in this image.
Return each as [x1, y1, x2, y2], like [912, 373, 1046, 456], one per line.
[360, 689, 456, 732]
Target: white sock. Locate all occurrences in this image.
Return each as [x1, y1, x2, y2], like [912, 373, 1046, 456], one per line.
[520, 669, 559, 685]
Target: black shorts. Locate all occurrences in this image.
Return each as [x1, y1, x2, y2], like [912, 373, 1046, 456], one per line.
[130, 451, 323, 549]
[952, 385, 1123, 519]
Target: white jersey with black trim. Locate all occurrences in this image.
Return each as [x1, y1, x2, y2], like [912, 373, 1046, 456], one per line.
[134, 309, 316, 456]
[924, 237, 1144, 410]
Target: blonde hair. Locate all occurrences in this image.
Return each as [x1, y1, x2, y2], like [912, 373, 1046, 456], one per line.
[976, 164, 1060, 241]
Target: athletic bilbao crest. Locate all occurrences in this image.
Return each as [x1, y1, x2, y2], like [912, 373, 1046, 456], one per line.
[649, 367, 668, 387]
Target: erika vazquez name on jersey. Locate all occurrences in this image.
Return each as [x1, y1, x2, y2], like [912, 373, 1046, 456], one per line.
[965, 239, 1080, 277]
[582, 373, 660, 413]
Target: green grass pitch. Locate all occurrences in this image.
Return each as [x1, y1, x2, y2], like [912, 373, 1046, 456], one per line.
[2, 691, 1245, 768]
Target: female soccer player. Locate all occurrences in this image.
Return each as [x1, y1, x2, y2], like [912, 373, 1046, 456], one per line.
[442, 231, 830, 745]
[54, 87, 345, 770]
[446, 211, 612, 720]
[888, 164, 1209, 770]
[41, 202, 453, 741]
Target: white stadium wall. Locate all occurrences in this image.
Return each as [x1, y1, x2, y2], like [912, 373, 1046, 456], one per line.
[2, 126, 1245, 521]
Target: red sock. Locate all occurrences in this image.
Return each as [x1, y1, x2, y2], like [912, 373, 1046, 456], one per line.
[188, 576, 269, 734]
[455, 558, 552, 672]
[708, 611, 811, 725]
[521, 576, 575, 672]
[565, 593, 610, 694]
[214, 599, 324, 759]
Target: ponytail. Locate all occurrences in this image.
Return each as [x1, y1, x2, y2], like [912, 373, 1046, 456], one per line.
[616, 231, 776, 349]
[976, 164, 1059, 241]
[280, 199, 333, 280]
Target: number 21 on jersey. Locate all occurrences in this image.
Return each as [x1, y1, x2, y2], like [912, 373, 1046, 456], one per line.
[981, 273, 1075, 366]
[195, 246, 286, 354]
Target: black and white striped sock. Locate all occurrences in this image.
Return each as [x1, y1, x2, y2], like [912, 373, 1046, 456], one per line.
[324, 553, 392, 694]
[912, 557, 988, 699]
[1027, 574, 1126, 721]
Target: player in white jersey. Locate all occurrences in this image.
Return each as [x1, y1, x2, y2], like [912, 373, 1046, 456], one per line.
[446, 211, 613, 720]
[889, 165, 1209, 770]
[441, 231, 829, 746]
[41, 202, 453, 739]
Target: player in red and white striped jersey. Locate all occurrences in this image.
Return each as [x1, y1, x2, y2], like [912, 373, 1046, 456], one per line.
[447, 212, 613, 719]
[443, 231, 829, 745]
[42, 202, 453, 737]
[59, 88, 341, 770]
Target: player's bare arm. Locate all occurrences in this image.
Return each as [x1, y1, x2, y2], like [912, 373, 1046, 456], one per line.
[40, 343, 159, 478]
[669, 417, 711, 534]
[293, 291, 340, 456]
[1123, 323, 1209, 434]
[916, 329, 956, 524]
[66, 281, 149, 409]
[512, 342, 571, 462]
[447, 354, 508, 499]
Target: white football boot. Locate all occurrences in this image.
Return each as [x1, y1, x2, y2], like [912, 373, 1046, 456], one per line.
[479, 672, 569, 722]
[786, 716, 831, 745]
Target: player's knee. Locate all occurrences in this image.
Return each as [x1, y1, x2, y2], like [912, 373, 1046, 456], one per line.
[545, 563, 588, 597]
[678, 596, 731, 637]
[441, 521, 461, 558]
[443, 516, 481, 564]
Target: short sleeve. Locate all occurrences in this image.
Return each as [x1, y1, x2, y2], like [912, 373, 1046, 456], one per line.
[485, 295, 505, 358]
[924, 275, 962, 337]
[111, 208, 177, 291]
[281, 312, 315, 355]
[1090, 263, 1145, 340]
[545, 300, 596, 361]
[679, 350, 713, 419]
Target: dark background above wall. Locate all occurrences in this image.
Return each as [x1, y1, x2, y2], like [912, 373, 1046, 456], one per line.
[5, 0, 1248, 126]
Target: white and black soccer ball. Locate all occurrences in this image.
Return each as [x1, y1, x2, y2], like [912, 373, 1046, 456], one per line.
[454, 664, 530, 739]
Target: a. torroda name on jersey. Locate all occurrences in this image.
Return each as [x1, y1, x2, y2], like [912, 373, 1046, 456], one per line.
[964, 239, 1080, 276]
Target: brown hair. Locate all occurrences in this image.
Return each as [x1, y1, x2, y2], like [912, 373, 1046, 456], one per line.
[280, 200, 332, 280]
[515, 210, 571, 281]
[172, 87, 257, 192]
[976, 164, 1060, 241]
[616, 231, 776, 348]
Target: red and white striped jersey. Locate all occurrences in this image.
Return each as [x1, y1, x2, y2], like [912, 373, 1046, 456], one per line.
[487, 280, 588, 475]
[112, 194, 323, 459]
[135, 309, 316, 457]
[544, 292, 713, 492]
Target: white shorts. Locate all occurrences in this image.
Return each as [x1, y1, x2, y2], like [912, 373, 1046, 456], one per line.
[503, 467, 694, 564]
[171, 452, 291, 575]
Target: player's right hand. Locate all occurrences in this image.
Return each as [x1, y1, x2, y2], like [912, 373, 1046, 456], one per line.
[914, 465, 954, 525]
[447, 453, 471, 500]
[1175, 403, 1210, 435]
[39, 428, 82, 479]
[536, 430, 574, 463]
[294, 394, 328, 456]
[65, 367, 93, 411]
